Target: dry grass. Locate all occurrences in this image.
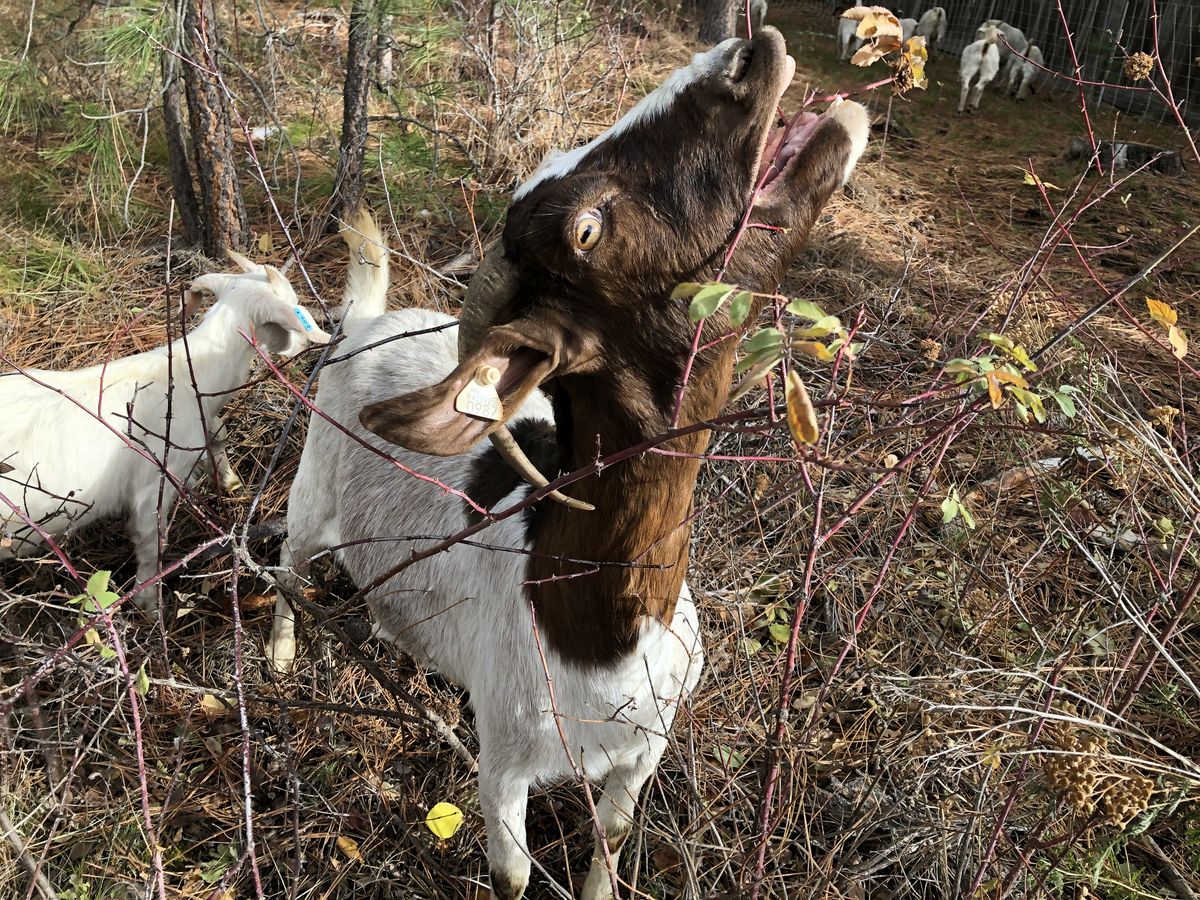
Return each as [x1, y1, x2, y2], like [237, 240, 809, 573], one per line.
[2, 1, 1199, 898]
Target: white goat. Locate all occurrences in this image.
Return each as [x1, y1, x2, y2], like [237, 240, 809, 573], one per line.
[900, 17, 918, 46]
[1008, 43, 1044, 100]
[749, 0, 767, 29]
[959, 23, 1001, 113]
[977, 18, 1029, 89]
[269, 28, 868, 900]
[917, 6, 947, 55]
[0, 256, 329, 609]
[838, 1, 864, 61]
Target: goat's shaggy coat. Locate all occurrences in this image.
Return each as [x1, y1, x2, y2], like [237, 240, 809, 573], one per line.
[0, 261, 328, 608]
[270, 28, 868, 900]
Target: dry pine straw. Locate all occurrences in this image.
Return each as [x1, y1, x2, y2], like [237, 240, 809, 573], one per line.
[3, 4, 1200, 899]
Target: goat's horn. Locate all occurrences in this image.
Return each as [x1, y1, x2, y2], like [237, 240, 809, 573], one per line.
[490, 428, 594, 512]
[458, 244, 518, 361]
[460, 245, 592, 512]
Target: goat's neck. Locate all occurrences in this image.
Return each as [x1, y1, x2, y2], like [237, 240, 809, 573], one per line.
[166, 301, 260, 397]
[526, 344, 734, 667]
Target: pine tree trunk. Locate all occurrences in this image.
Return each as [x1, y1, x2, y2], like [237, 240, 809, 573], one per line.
[161, 43, 202, 247]
[332, 0, 375, 228]
[699, 0, 737, 44]
[181, 0, 248, 257]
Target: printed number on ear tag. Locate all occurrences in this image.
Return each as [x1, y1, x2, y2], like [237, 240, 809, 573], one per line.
[454, 365, 504, 421]
[293, 306, 316, 333]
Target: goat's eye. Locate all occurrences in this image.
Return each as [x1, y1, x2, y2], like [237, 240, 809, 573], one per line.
[572, 210, 603, 252]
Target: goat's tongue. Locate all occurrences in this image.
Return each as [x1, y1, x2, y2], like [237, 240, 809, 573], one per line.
[758, 110, 821, 184]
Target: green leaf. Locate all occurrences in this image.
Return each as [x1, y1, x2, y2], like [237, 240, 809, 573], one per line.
[980, 331, 1014, 351]
[792, 315, 843, 339]
[744, 326, 785, 353]
[670, 282, 705, 300]
[688, 284, 735, 321]
[1050, 391, 1076, 418]
[740, 637, 763, 656]
[750, 572, 785, 599]
[959, 503, 976, 530]
[786, 298, 827, 322]
[98, 644, 117, 660]
[86, 570, 111, 598]
[729, 353, 780, 398]
[941, 496, 959, 524]
[709, 744, 747, 769]
[734, 345, 784, 375]
[136, 661, 150, 696]
[768, 623, 791, 644]
[728, 290, 754, 326]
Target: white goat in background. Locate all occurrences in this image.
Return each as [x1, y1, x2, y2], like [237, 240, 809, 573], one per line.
[900, 17, 918, 45]
[838, 1, 864, 60]
[1008, 44, 1044, 100]
[959, 22, 1001, 113]
[0, 256, 329, 609]
[977, 18, 1029, 88]
[917, 6, 947, 54]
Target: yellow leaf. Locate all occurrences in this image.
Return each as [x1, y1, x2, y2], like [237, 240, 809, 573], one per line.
[985, 372, 1003, 409]
[1146, 297, 1177, 326]
[1019, 168, 1062, 191]
[784, 370, 819, 446]
[1168, 324, 1188, 359]
[336, 835, 363, 863]
[198, 693, 231, 717]
[991, 369, 1028, 389]
[257, 231, 273, 254]
[425, 802, 464, 840]
[1116, 223, 1130, 235]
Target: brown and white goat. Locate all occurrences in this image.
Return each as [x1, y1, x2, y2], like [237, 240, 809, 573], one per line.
[269, 28, 868, 899]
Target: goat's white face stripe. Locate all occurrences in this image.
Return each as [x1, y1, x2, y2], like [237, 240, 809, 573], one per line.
[513, 39, 742, 200]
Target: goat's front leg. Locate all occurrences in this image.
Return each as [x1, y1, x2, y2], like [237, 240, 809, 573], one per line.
[267, 541, 307, 674]
[211, 420, 242, 494]
[580, 751, 660, 900]
[479, 759, 532, 900]
[128, 484, 176, 613]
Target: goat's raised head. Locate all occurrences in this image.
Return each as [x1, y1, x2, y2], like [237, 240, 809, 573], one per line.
[363, 28, 867, 466]
[188, 256, 331, 357]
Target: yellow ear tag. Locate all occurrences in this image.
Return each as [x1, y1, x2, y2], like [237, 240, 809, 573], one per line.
[454, 364, 504, 421]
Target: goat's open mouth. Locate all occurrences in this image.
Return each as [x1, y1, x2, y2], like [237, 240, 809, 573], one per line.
[756, 107, 824, 194]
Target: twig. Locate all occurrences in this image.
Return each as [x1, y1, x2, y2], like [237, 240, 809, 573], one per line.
[0, 806, 58, 900]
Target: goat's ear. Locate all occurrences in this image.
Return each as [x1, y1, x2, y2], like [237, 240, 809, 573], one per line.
[254, 300, 331, 357]
[360, 325, 559, 456]
[264, 266, 288, 290]
[181, 288, 208, 320]
[227, 250, 261, 273]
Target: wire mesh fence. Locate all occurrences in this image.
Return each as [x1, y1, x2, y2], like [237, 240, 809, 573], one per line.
[803, 0, 1199, 125]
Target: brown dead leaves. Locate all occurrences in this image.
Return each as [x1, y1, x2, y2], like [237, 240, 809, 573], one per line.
[842, 7, 927, 93]
[843, 6, 902, 65]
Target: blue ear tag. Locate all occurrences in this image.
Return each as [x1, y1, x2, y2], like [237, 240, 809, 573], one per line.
[293, 306, 316, 333]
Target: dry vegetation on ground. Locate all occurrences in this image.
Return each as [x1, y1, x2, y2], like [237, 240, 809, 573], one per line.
[2, 1, 1199, 898]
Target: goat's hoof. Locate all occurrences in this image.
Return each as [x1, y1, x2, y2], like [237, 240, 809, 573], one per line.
[266, 635, 297, 675]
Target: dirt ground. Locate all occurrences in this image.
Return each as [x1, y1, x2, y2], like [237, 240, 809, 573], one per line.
[2, 2, 1198, 898]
